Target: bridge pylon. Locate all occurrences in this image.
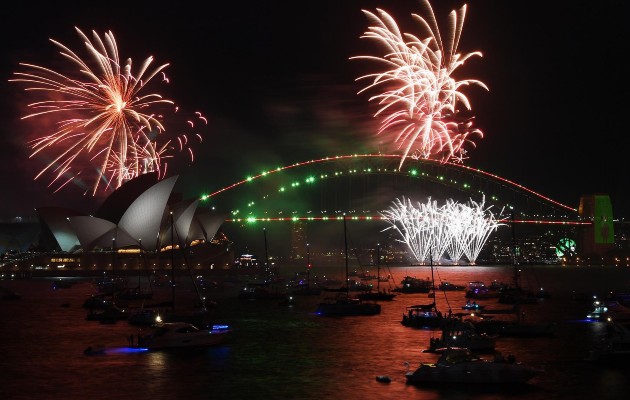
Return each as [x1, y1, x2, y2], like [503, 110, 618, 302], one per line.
[578, 194, 615, 256]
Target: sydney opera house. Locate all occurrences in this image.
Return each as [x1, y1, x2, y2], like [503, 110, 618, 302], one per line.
[2, 173, 234, 277]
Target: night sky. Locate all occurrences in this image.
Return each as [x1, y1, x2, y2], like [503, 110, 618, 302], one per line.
[1, 0, 628, 222]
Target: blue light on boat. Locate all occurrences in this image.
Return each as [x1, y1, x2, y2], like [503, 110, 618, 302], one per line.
[84, 346, 149, 355]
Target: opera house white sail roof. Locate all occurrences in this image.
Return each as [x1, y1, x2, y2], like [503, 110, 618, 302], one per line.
[36, 174, 226, 254]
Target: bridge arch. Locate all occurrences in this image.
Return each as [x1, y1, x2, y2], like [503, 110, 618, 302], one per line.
[201, 154, 578, 222]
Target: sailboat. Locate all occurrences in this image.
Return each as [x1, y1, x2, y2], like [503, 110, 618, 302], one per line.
[358, 243, 396, 301]
[401, 253, 452, 328]
[315, 216, 381, 316]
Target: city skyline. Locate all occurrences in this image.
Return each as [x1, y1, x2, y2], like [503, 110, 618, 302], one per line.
[1, 0, 628, 221]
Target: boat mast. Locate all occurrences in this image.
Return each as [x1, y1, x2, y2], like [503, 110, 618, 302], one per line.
[111, 235, 116, 304]
[306, 242, 310, 290]
[511, 210, 524, 323]
[263, 228, 270, 282]
[430, 251, 436, 304]
[511, 211, 519, 288]
[170, 211, 175, 314]
[376, 243, 380, 293]
[343, 215, 349, 296]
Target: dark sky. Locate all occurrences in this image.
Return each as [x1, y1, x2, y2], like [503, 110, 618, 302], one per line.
[1, 0, 628, 222]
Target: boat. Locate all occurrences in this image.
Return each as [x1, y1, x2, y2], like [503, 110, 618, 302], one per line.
[401, 256, 454, 329]
[406, 347, 544, 385]
[461, 300, 485, 311]
[357, 244, 397, 301]
[115, 285, 153, 301]
[402, 303, 445, 329]
[425, 320, 497, 354]
[315, 216, 381, 317]
[586, 297, 611, 322]
[393, 276, 432, 294]
[437, 281, 465, 291]
[498, 286, 542, 304]
[135, 321, 231, 350]
[128, 307, 161, 326]
[238, 281, 286, 301]
[85, 304, 129, 323]
[316, 292, 381, 316]
[290, 283, 321, 296]
[82, 294, 113, 309]
[465, 281, 500, 299]
[470, 315, 555, 338]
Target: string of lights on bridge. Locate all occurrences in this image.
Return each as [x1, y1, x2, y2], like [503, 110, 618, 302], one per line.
[223, 215, 591, 226]
[200, 154, 583, 225]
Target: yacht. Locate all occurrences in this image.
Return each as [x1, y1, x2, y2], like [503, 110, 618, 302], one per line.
[406, 347, 543, 385]
[136, 322, 231, 350]
[426, 320, 497, 353]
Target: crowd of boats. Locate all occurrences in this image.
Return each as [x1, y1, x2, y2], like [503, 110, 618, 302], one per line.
[40, 245, 630, 387]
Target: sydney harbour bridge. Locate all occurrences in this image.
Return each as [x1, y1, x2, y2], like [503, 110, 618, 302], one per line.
[201, 154, 614, 267]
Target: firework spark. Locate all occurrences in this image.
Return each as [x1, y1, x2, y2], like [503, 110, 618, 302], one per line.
[380, 195, 504, 265]
[10, 27, 206, 194]
[352, 0, 488, 168]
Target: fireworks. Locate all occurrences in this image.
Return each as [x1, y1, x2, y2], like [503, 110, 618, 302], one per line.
[380, 195, 504, 265]
[10, 27, 206, 194]
[353, 0, 487, 168]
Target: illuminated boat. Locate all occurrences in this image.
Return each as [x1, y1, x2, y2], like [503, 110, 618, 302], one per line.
[426, 321, 497, 353]
[316, 292, 381, 316]
[437, 281, 465, 291]
[465, 281, 500, 299]
[586, 298, 610, 322]
[461, 300, 485, 311]
[136, 322, 231, 350]
[402, 302, 445, 329]
[393, 276, 432, 294]
[406, 347, 543, 385]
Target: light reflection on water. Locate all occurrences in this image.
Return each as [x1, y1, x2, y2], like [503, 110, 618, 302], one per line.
[1, 265, 629, 400]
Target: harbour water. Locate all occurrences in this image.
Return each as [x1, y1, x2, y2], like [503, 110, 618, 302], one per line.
[1, 264, 630, 400]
